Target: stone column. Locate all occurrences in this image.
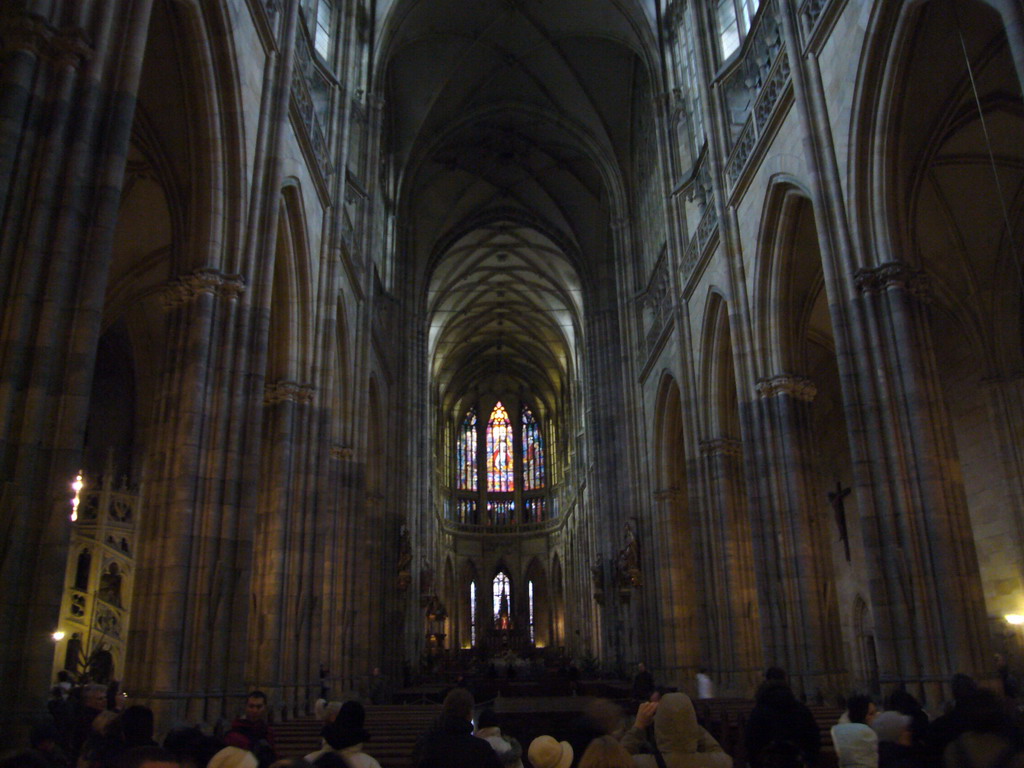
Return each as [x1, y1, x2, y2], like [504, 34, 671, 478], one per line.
[852, 262, 991, 702]
[751, 374, 845, 699]
[0, 0, 154, 728]
[250, 380, 315, 713]
[651, 487, 701, 688]
[697, 437, 761, 695]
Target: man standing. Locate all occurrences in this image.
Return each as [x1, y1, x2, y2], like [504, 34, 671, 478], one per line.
[224, 691, 277, 767]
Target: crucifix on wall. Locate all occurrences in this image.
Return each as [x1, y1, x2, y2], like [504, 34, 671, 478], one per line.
[828, 480, 852, 562]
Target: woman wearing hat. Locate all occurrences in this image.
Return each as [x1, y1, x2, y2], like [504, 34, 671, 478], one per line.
[304, 701, 381, 768]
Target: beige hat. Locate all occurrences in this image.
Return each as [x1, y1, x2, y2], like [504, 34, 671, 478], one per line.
[208, 746, 258, 768]
[528, 735, 573, 768]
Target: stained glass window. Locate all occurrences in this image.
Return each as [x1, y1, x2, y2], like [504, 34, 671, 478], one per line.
[456, 499, 476, 524]
[521, 404, 545, 490]
[457, 408, 477, 490]
[486, 402, 514, 492]
[528, 580, 535, 644]
[493, 571, 511, 629]
[470, 581, 477, 646]
[523, 498, 545, 523]
[488, 500, 514, 525]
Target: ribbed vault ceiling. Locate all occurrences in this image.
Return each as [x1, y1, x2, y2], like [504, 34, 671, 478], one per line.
[381, 0, 654, 409]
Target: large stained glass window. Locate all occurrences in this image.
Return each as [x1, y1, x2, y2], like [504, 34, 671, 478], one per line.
[486, 402, 514, 492]
[493, 571, 511, 629]
[521, 404, 545, 490]
[457, 408, 477, 490]
[470, 581, 477, 646]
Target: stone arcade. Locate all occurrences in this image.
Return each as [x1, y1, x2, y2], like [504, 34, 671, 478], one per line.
[0, 0, 1022, 731]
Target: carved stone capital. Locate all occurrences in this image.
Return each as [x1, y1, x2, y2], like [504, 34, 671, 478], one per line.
[854, 262, 930, 300]
[699, 437, 743, 458]
[263, 380, 315, 406]
[756, 374, 817, 402]
[330, 445, 354, 460]
[162, 268, 246, 308]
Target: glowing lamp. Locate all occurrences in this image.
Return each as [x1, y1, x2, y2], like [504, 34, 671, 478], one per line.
[1006, 614, 1024, 626]
[52, 630, 65, 641]
[70, 471, 84, 521]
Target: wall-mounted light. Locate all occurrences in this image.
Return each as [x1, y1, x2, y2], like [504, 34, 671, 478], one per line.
[52, 630, 65, 641]
[70, 471, 84, 522]
[1006, 614, 1024, 626]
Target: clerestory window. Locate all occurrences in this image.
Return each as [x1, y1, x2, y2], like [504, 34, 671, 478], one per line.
[450, 400, 548, 525]
[717, 0, 762, 59]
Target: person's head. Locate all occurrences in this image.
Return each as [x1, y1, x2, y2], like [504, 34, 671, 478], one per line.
[476, 709, 500, 730]
[323, 701, 369, 750]
[442, 687, 474, 722]
[244, 692, 268, 722]
[871, 711, 912, 746]
[116, 747, 181, 768]
[578, 736, 632, 768]
[207, 747, 256, 768]
[652, 693, 700, 754]
[765, 667, 787, 682]
[846, 694, 876, 725]
[84, 683, 108, 711]
[528, 736, 573, 768]
[951, 673, 978, 703]
[92, 709, 119, 735]
[636, 663, 646, 673]
[885, 688, 921, 715]
[163, 727, 222, 768]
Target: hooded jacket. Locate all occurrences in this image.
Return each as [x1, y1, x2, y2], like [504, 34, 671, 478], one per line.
[622, 693, 733, 768]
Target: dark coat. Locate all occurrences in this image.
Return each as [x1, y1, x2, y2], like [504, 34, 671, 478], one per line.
[413, 714, 503, 768]
[744, 683, 821, 767]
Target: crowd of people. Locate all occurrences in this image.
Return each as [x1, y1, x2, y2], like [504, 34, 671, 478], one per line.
[3, 665, 1024, 768]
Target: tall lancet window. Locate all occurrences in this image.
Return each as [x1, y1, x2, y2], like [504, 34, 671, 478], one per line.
[470, 581, 477, 647]
[493, 571, 511, 629]
[486, 402, 514, 492]
[528, 580, 535, 644]
[457, 408, 477, 490]
[521, 404, 545, 490]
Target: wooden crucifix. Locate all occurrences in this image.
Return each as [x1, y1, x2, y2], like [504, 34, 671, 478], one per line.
[828, 480, 852, 562]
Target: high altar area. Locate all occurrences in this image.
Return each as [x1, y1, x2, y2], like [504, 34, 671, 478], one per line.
[0, 0, 1022, 730]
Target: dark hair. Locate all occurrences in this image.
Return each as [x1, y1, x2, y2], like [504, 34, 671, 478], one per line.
[116, 746, 180, 768]
[163, 726, 223, 768]
[765, 667, 787, 682]
[247, 691, 268, 702]
[847, 694, 873, 724]
[951, 673, 978, 702]
[477, 709, 500, 729]
[442, 687, 475, 720]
